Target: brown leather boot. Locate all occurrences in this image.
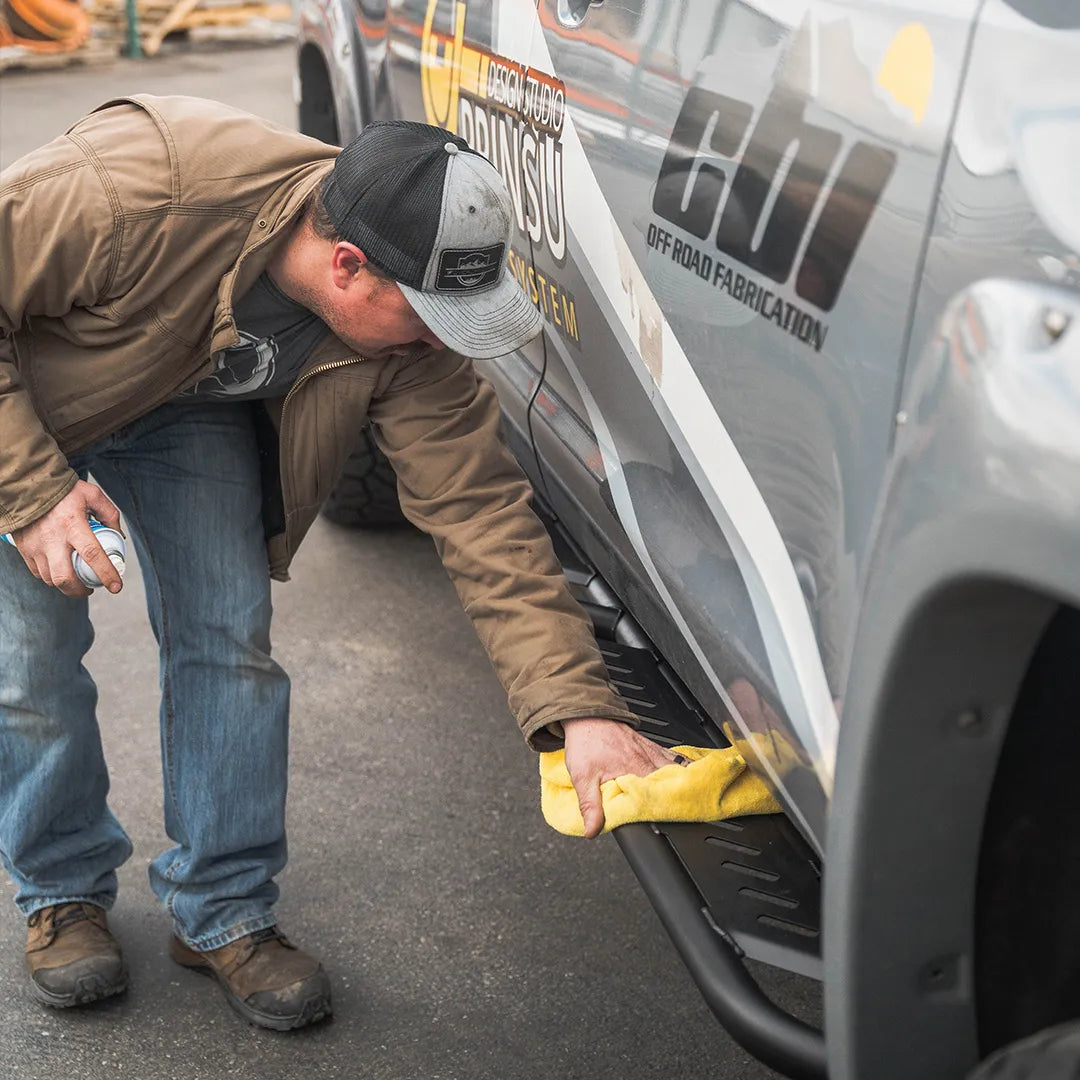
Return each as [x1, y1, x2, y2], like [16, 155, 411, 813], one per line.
[25, 902, 128, 1008]
[170, 927, 331, 1031]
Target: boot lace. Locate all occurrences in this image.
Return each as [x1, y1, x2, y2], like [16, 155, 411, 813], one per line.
[248, 926, 292, 949]
[51, 904, 94, 933]
[29, 902, 96, 944]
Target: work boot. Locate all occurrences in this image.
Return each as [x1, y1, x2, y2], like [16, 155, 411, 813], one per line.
[170, 927, 331, 1031]
[25, 902, 128, 1008]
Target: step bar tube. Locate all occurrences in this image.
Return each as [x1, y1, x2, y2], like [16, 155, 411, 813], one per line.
[615, 822, 828, 1080]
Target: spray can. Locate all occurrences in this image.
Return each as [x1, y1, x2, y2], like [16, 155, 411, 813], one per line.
[2, 517, 126, 590]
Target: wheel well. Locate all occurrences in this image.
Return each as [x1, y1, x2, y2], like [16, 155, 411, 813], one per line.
[976, 602, 1080, 1054]
[826, 578, 1057, 1078]
[297, 43, 341, 145]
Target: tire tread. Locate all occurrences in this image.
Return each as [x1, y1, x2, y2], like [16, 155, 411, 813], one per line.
[321, 427, 409, 529]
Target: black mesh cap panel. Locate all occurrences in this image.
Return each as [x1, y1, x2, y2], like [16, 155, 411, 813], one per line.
[321, 121, 474, 288]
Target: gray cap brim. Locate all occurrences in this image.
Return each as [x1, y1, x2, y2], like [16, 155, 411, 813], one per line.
[399, 272, 543, 360]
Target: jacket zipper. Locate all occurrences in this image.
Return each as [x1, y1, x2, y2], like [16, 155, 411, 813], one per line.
[281, 355, 362, 413]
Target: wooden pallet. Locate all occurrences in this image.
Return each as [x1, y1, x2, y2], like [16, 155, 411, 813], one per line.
[0, 38, 116, 71]
[0, 0, 291, 70]
[88, 0, 292, 56]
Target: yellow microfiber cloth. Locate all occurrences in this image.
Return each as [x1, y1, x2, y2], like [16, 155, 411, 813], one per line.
[540, 743, 781, 837]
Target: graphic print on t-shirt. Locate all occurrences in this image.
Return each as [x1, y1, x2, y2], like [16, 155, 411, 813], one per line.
[177, 273, 329, 403]
[191, 331, 281, 397]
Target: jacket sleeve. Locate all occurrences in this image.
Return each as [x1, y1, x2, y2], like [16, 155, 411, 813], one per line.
[0, 132, 119, 533]
[368, 350, 640, 750]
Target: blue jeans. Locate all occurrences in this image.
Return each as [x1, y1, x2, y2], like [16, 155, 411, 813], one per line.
[0, 401, 291, 950]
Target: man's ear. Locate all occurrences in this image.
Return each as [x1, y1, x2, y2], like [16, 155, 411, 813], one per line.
[330, 242, 369, 289]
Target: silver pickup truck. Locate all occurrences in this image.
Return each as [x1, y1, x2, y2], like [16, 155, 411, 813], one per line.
[293, 2, 1080, 1076]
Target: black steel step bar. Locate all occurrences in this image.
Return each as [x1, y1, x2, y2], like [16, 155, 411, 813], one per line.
[616, 822, 827, 1080]
[538, 501, 827, 1078]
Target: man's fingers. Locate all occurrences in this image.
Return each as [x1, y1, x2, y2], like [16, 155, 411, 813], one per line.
[627, 738, 680, 777]
[77, 483, 124, 588]
[44, 545, 90, 598]
[562, 719, 698, 838]
[83, 485, 124, 537]
[11, 481, 124, 597]
[73, 525, 122, 594]
[650, 744, 680, 770]
[576, 779, 606, 839]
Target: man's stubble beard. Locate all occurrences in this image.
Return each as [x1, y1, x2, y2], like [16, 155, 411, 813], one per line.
[293, 277, 429, 362]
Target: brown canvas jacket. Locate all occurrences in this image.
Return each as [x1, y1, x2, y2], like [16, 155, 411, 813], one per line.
[0, 94, 638, 748]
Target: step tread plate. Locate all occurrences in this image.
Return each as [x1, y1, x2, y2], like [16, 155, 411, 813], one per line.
[597, 640, 724, 749]
[659, 817, 823, 980]
[602, 642, 823, 981]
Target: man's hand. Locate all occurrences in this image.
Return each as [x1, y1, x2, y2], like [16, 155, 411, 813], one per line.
[562, 717, 685, 838]
[9, 480, 124, 597]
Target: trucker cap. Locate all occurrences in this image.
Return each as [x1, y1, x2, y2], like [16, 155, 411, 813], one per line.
[321, 120, 543, 360]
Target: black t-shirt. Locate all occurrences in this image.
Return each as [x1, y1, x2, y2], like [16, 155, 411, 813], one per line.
[178, 273, 329, 401]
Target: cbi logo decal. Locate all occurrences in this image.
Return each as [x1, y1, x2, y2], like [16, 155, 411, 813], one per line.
[650, 81, 896, 352]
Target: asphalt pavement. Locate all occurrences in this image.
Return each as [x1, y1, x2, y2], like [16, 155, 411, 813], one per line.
[0, 46, 819, 1080]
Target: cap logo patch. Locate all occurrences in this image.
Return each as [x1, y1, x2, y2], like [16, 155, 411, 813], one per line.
[435, 245, 504, 291]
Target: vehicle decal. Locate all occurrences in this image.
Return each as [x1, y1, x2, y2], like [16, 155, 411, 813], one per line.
[421, 7, 567, 265]
[504, 249, 579, 347]
[420, 1, 581, 350]
[650, 84, 896, 352]
[420, 0, 840, 798]
[876, 22, 934, 126]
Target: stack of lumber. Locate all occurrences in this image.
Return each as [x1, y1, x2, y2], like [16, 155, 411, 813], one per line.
[0, 39, 116, 70]
[0, 0, 292, 71]
[89, 0, 293, 56]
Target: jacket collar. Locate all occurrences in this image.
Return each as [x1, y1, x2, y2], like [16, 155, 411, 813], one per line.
[210, 161, 336, 356]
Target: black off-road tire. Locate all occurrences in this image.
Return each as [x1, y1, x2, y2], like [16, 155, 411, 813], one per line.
[969, 1023, 1080, 1080]
[321, 426, 410, 529]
